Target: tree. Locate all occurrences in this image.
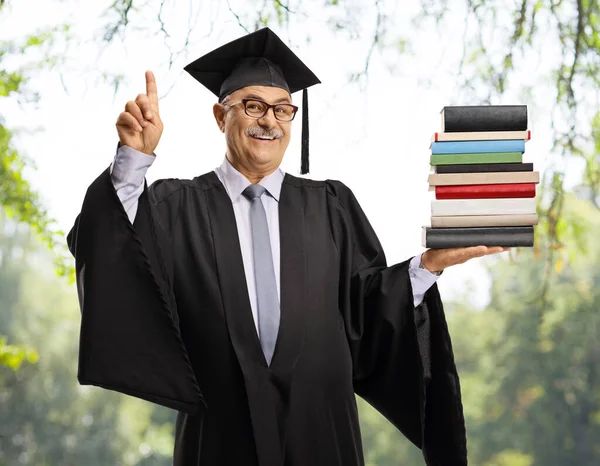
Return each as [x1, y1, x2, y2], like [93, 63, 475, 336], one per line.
[446, 193, 600, 465]
[0, 1, 78, 379]
[0, 212, 176, 465]
[3, 0, 600, 464]
[0, 15, 72, 273]
[0, 213, 38, 372]
[0, 7, 174, 464]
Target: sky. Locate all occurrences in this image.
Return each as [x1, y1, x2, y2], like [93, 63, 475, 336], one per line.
[1, 0, 569, 307]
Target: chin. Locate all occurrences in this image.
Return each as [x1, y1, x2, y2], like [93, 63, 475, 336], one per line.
[249, 150, 282, 167]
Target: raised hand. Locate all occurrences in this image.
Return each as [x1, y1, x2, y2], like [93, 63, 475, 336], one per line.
[421, 246, 510, 273]
[116, 71, 164, 155]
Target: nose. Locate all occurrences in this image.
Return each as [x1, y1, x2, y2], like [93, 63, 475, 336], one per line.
[257, 107, 278, 128]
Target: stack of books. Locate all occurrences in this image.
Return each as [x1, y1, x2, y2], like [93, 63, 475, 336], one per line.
[422, 105, 539, 248]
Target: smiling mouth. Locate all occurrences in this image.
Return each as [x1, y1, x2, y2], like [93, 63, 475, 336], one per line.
[250, 135, 278, 141]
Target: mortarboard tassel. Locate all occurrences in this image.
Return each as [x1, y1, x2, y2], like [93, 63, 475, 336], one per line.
[301, 88, 309, 175]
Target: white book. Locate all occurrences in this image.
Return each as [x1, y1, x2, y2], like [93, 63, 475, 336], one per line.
[428, 171, 539, 187]
[431, 198, 537, 217]
[430, 214, 539, 228]
[431, 130, 531, 143]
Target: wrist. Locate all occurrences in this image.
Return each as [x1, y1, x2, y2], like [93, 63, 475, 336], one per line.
[420, 251, 443, 275]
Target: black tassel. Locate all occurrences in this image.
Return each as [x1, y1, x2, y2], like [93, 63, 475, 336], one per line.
[301, 88, 309, 175]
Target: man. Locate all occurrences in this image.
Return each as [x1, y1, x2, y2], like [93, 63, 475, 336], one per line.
[68, 28, 506, 466]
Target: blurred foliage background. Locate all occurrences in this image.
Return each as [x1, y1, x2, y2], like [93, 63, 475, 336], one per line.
[2, 0, 600, 464]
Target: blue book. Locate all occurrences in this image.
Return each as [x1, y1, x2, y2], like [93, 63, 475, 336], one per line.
[431, 139, 525, 154]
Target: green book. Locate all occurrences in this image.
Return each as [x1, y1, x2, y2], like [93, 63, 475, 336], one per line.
[430, 152, 522, 165]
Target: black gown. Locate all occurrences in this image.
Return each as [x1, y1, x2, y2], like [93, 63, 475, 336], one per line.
[67, 168, 467, 466]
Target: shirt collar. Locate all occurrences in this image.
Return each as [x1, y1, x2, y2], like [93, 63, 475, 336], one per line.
[219, 157, 285, 202]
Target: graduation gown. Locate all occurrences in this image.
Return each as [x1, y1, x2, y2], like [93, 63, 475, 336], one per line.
[67, 168, 467, 466]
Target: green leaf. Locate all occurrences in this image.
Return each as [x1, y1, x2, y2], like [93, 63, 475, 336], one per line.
[484, 450, 534, 466]
[0, 71, 24, 97]
[0, 336, 38, 370]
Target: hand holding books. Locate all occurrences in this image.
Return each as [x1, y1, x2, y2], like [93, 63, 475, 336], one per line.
[421, 245, 510, 273]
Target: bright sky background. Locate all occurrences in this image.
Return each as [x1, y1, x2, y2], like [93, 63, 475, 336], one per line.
[2, 0, 574, 307]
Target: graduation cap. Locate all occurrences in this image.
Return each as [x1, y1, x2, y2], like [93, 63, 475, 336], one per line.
[184, 27, 321, 174]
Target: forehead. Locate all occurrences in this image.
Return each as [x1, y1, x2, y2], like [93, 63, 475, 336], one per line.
[230, 85, 292, 103]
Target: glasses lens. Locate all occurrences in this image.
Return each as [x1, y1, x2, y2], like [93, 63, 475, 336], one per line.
[244, 100, 268, 117]
[274, 105, 296, 121]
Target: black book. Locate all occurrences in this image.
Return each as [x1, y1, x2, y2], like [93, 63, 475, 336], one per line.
[422, 226, 534, 248]
[434, 162, 534, 174]
[441, 105, 527, 132]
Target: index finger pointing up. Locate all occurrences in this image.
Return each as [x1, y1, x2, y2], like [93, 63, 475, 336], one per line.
[145, 70, 159, 111]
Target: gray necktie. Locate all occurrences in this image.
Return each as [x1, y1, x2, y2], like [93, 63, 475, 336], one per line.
[242, 184, 280, 365]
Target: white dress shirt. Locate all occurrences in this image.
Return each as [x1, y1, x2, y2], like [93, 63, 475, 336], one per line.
[109, 145, 440, 332]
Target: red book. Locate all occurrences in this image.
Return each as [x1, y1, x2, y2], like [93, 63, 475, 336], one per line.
[435, 183, 536, 200]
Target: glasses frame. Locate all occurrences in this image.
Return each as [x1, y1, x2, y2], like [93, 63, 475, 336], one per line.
[225, 98, 299, 122]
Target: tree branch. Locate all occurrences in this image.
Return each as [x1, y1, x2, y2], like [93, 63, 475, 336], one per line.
[350, 0, 384, 85]
[457, 3, 471, 76]
[158, 0, 171, 40]
[103, 0, 134, 43]
[227, 0, 250, 33]
[274, 0, 296, 15]
[563, 0, 585, 110]
[497, 0, 528, 93]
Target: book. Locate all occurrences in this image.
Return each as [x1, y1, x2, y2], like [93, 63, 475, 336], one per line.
[434, 162, 533, 174]
[431, 214, 539, 228]
[428, 171, 540, 186]
[422, 226, 534, 248]
[441, 105, 527, 132]
[431, 139, 525, 154]
[432, 130, 531, 142]
[435, 183, 536, 199]
[431, 198, 536, 216]
[431, 152, 522, 166]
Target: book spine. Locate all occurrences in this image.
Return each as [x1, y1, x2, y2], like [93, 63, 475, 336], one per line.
[435, 183, 536, 199]
[423, 226, 534, 248]
[442, 105, 528, 132]
[428, 171, 540, 186]
[430, 214, 539, 228]
[431, 198, 536, 216]
[431, 140, 525, 154]
[434, 162, 533, 174]
[431, 152, 522, 166]
[432, 130, 531, 142]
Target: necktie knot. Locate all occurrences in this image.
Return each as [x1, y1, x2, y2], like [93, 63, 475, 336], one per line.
[243, 184, 267, 200]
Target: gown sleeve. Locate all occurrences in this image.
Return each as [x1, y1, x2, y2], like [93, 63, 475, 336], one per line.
[326, 180, 467, 466]
[67, 168, 204, 414]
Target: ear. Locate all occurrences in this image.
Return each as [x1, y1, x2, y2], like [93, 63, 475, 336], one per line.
[213, 103, 226, 133]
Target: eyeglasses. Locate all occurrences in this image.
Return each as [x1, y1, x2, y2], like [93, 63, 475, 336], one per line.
[225, 99, 299, 122]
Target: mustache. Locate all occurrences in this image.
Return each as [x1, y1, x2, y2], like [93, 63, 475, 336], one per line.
[246, 125, 284, 139]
